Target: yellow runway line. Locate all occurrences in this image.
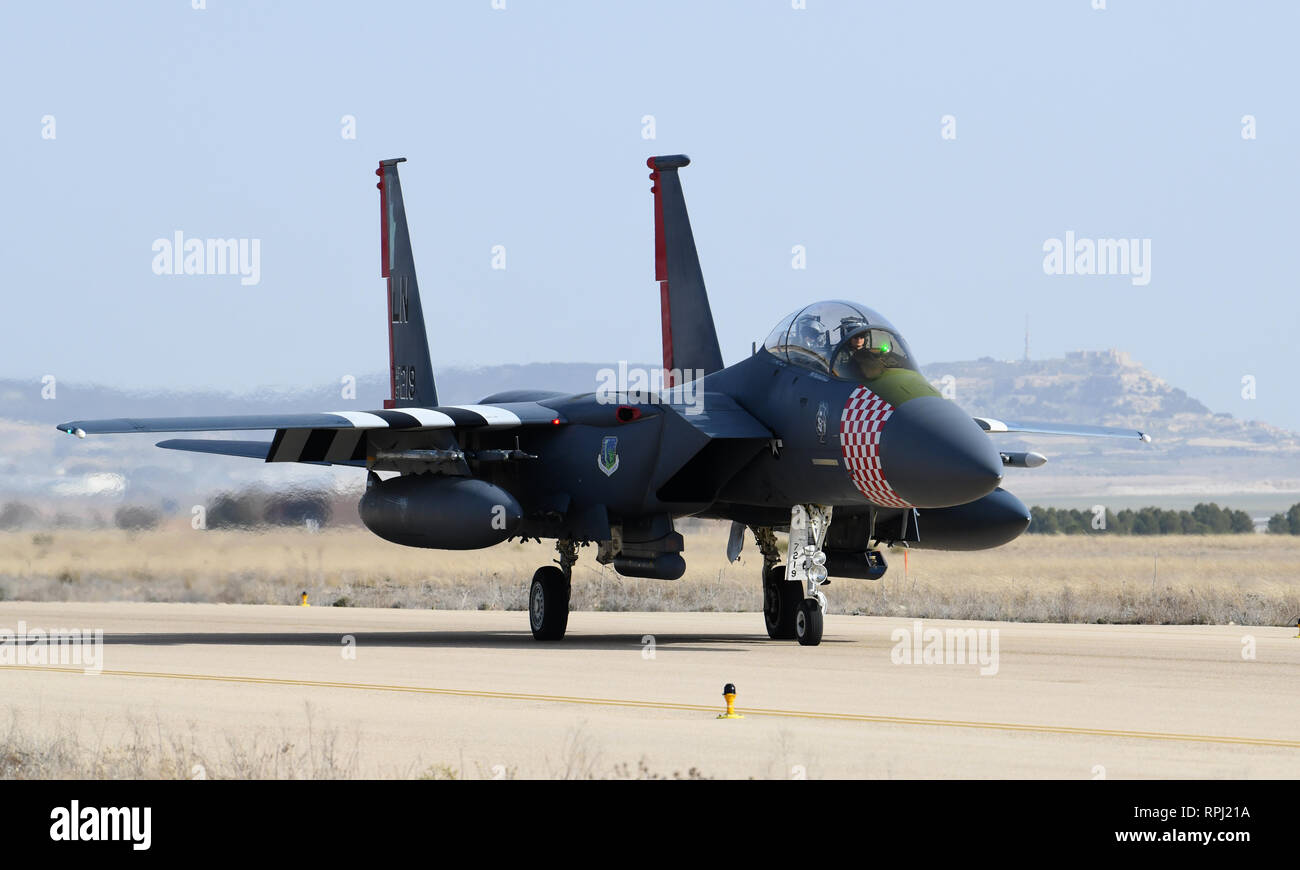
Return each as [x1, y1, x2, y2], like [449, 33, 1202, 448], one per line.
[4, 664, 1298, 749]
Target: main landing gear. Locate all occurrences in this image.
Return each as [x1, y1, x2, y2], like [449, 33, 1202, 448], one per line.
[756, 505, 833, 646]
[529, 538, 577, 640]
[757, 528, 799, 640]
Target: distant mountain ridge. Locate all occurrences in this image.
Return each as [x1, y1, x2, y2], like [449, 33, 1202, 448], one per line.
[919, 350, 1300, 504]
[921, 349, 1299, 453]
[926, 350, 1208, 422]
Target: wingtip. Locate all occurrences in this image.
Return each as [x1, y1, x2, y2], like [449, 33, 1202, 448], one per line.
[56, 424, 85, 438]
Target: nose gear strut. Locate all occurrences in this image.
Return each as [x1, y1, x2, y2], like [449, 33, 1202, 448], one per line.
[786, 504, 833, 646]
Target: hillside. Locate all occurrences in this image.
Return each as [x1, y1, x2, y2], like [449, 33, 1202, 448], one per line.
[920, 350, 1300, 505]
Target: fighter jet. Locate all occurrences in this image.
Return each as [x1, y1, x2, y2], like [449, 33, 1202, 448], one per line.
[58, 155, 1149, 645]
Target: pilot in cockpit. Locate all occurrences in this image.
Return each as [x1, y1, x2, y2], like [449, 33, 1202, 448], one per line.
[791, 317, 833, 365]
[833, 324, 888, 382]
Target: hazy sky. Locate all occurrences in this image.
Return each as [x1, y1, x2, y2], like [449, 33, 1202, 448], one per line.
[3, 1, 1297, 429]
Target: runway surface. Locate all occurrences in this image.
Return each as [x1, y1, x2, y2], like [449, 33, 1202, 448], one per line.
[1, 602, 1297, 778]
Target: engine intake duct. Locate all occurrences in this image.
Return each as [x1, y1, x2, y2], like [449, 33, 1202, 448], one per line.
[823, 548, 888, 581]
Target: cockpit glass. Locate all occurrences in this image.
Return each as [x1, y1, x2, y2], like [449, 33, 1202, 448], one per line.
[830, 325, 915, 381]
[761, 300, 918, 382]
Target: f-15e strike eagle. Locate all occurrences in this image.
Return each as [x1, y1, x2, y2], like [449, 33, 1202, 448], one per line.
[59, 155, 1148, 645]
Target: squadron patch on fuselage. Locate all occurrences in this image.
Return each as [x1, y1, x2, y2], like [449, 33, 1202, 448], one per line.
[598, 435, 620, 476]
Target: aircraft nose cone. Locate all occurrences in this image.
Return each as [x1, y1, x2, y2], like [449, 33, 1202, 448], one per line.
[878, 396, 1004, 508]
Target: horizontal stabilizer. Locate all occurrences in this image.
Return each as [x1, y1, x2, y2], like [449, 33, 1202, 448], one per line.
[157, 437, 367, 466]
[157, 439, 271, 460]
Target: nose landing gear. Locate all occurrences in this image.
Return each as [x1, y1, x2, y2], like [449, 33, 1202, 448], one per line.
[755, 507, 833, 646]
[787, 504, 833, 646]
[795, 598, 823, 646]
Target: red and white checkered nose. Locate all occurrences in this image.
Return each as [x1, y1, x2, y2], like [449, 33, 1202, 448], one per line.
[840, 387, 1004, 509]
[839, 386, 912, 508]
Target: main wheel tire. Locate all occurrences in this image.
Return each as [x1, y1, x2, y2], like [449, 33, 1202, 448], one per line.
[763, 565, 800, 640]
[529, 566, 570, 641]
[795, 598, 824, 646]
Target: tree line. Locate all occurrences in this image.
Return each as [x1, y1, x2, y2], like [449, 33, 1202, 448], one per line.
[1027, 502, 1264, 535]
[0, 487, 350, 532]
[1266, 504, 1300, 535]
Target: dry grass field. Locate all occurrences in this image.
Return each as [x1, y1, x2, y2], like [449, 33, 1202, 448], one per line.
[0, 707, 368, 780]
[1, 523, 1297, 625]
[0, 706, 705, 780]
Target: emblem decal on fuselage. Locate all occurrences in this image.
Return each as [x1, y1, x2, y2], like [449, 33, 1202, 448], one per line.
[598, 435, 620, 476]
[816, 400, 828, 444]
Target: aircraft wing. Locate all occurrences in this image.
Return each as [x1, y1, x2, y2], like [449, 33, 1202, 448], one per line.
[57, 402, 566, 467]
[973, 416, 1151, 442]
[57, 402, 563, 437]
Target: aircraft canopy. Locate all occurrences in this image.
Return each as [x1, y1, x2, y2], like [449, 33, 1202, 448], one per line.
[762, 300, 918, 381]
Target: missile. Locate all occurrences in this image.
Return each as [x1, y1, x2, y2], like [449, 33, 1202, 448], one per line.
[999, 451, 1047, 468]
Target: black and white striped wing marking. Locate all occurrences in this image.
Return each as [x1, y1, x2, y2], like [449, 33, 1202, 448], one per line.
[264, 406, 540, 463]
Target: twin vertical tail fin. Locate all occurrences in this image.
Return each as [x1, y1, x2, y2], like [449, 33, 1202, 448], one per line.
[377, 158, 438, 408]
[374, 156, 720, 405]
[648, 155, 724, 386]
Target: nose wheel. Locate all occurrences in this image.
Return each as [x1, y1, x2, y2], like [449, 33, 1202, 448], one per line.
[795, 598, 823, 645]
[786, 504, 833, 646]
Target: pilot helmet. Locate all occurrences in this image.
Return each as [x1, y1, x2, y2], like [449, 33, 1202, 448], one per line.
[837, 317, 868, 343]
[794, 317, 828, 348]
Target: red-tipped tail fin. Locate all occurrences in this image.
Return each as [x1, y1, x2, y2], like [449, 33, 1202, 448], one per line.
[648, 155, 724, 387]
[377, 158, 438, 409]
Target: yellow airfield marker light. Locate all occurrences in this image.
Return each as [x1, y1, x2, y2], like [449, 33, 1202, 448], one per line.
[1294, 617, 1299, 639]
[717, 683, 743, 719]
[300, 591, 310, 607]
